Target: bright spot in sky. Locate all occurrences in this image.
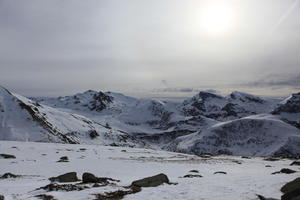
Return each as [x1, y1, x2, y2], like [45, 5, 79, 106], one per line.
[200, 2, 235, 35]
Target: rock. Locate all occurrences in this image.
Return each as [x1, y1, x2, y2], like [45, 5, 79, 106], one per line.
[256, 194, 279, 200]
[82, 172, 120, 184]
[272, 168, 297, 175]
[281, 177, 300, 194]
[0, 173, 18, 178]
[131, 173, 169, 187]
[49, 172, 79, 183]
[94, 186, 141, 200]
[264, 157, 280, 161]
[290, 161, 300, 166]
[242, 156, 251, 159]
[0, 154, 16, 159]
[38, 183, 87, 192]
[57, 156, 69, 162]
[265, 165, 272, 167]
[0, 195, 4, 200]
[189, 170, 199, 173]
[79, 148, 86, 151]
[35, 194, 56, 200]
[281, 188, 300, 200]
[214, 171, 227, 175]
[181, 174, 203, 178]
[82, 172, 98, 183]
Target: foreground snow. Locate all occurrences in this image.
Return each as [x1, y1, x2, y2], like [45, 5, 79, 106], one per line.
[0, 141, 299, 200]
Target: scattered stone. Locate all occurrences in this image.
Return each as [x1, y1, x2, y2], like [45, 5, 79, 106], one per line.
[290, 161, 300, 166]
[38, 183, 87, 192]
[272, 168, 297, 175]
[94, 186, 141, 200]
[0, 173, 18, 179]
[256, 194, 279, 200]
[232, 160, 242, 164]
[181, 174, 203, 178]
[241, 156, 251, 159]
[214, 171, 227, 175]
[82, 172, 120, 184]
[41, 154, 47, 156]
[0, 154, 16, 159]
[121, 150, 127, 152]
[35, 194, 57, 200]
[49, 172, 79, 183]
[131, 173, 169, 187]
[265, 165, 272, 168]
[264, 157, 280, 162]
[79, 148, 86, 151]
[0, 194, 4, 200]
[57, 156, 69, 162]
[189, 170, 199, 173]
[281, 177, 300, 194]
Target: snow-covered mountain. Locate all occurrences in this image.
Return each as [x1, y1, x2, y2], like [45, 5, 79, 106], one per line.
[166, 114, 300, 158]
[0, 87, 138, 146]
[272, 92, 300, 129]
[1, 86, 299, 158]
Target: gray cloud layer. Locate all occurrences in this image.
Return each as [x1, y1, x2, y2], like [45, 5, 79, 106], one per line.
[0, 0, 299, 97]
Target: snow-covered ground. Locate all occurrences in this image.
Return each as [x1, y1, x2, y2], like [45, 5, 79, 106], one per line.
[0, 141, 299, 200]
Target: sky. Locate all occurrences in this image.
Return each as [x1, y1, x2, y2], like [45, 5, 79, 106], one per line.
[0, 0, 300, 99]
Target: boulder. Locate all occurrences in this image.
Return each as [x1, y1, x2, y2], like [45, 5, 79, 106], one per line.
[49, 172, 79, 183]
[281, 188, 300, 200]
[82, 172, 98, 183]
[0, 173, 18, 178]
[290, 161, 300, 166]
[272, 168, 297, 175]
[0, 195, 4, 200]
[57, 156, 69, 162]
[214, 171, 227, 175]
[131, 173, 169, 187]
[281, 177, 300, 194]
[0, 154, 16, 159]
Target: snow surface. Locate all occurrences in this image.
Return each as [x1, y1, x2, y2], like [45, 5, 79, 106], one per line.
[0, 141, 299, 200]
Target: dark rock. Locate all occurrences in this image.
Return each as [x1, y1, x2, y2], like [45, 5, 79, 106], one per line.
[256, 194, 278, 200]
[0, 173, 18, 178]
[94, 186, 141, 200]
[181, 174, 203, 178]
[79, 148, 86, 151]
[189, 170, 199, 173]
[89, 130, 99, 139]
[0, 154, 16, 159]
[281, 188, 300, 200]
[264, 157, 280, 161]
[82, 172, 98, 183]
[281, 177, 300, 194]
[38, 183, 87, 192]
[290, 161, 300, 166]
[49, 172, 79, 183]
[214, 171, 227, 175]
[57, 156, 69, 162]
[0, 195, 4, 200]
[241, 156, 251, 159]
[131, 173, 169, 187]
[272, 168, 297, 175]
[35, 194, 57, 200]
[82, 172, 120, 184]
[265, 165, 272, 168]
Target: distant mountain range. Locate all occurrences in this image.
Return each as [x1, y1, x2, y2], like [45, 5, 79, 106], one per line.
[1, 86, 299, 158]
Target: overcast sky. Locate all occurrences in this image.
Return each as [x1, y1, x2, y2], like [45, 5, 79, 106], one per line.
[0, 0, 300, 98]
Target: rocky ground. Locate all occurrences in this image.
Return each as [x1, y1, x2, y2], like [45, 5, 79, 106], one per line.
[0, 141, 299, 200]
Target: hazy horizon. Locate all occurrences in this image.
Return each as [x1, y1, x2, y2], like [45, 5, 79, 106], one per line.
[1, 0, 300, 98]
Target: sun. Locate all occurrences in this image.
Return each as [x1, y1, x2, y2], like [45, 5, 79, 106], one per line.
[200, 2, 234, 35]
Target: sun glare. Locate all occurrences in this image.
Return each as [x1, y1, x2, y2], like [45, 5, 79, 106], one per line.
[200, 2, 234, 35]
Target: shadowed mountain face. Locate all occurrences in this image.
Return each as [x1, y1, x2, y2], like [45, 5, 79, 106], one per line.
[1, 86, 300, 158]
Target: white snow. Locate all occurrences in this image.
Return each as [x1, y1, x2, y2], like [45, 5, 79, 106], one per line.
[0, 141, 299, 200]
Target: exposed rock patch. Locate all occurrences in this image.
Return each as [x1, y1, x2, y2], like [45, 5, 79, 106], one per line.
[131, 173, 169, 187]
[49, 172, 79, 183]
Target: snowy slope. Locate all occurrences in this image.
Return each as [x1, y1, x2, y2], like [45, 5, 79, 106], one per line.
[0, 87, 138, 146]
[0, 141, 299, 200]
[167, 114, 300, 158]
[272, 92, 300, 129]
